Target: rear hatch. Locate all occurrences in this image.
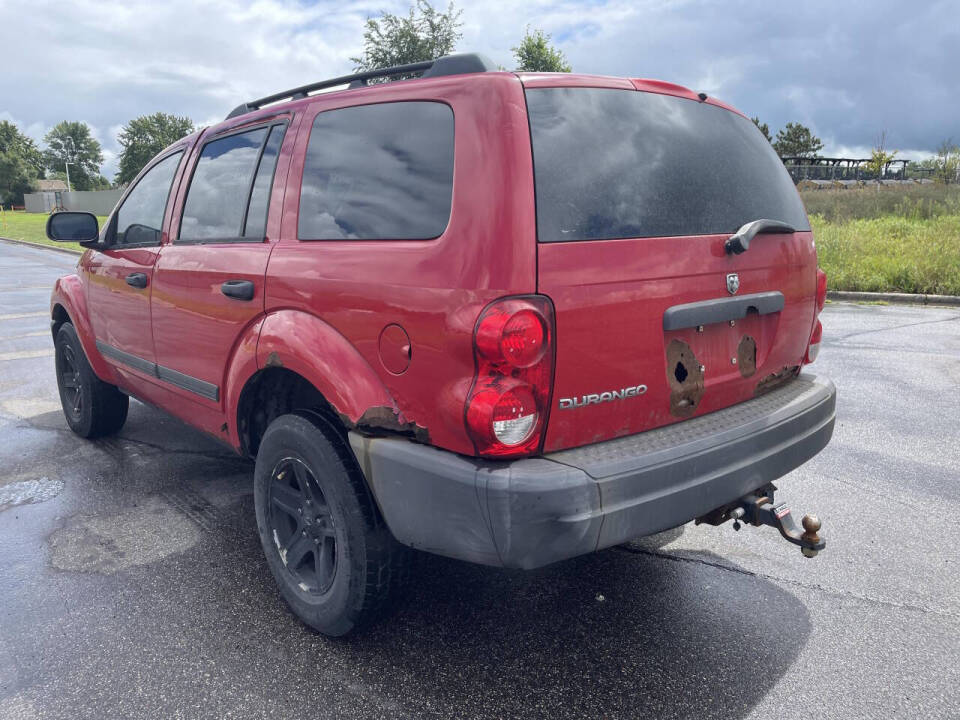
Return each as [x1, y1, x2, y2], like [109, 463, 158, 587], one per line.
[524, 78, 818, 452]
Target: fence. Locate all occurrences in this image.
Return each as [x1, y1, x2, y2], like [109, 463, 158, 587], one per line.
[22, 188, 124, 216]
[781, 157, 938, 185]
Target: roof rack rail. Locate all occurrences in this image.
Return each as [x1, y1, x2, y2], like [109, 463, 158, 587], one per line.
[225, 52, 497, 120]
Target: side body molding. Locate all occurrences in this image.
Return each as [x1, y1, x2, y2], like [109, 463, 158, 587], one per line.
[254, 310, 399, 425]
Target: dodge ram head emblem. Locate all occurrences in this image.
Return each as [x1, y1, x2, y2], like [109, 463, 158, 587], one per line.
[726, 273, 740, 295]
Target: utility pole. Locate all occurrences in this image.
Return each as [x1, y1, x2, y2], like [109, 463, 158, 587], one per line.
[64, 137, 75, 193]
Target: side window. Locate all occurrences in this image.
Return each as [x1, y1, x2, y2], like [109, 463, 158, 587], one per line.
[298, 101, 454, 240]
[179, 124, 285, 241]
[114, 151, 182, 246]
[243, 125, 286, 238]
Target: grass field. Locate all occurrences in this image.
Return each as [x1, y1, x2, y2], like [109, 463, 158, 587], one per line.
[801, 185, 960, 295]
[0, 211, 107, 252]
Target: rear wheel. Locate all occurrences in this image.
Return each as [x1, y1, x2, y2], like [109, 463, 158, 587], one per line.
[254, 411, 407, 636]
[54, 323, 128, 438]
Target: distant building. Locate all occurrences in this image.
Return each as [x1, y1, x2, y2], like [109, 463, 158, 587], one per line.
[34, 179, 69, 192]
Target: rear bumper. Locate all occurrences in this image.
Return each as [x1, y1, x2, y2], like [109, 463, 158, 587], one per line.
[349, 374, 836, 569]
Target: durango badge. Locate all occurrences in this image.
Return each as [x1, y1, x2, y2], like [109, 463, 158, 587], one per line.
[559, 384, 648, 410]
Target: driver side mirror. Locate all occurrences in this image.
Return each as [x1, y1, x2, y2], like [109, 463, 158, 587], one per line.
[46, 212, 100, 245]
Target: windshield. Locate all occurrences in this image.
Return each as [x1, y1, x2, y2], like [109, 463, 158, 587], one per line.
[525, 87, 810, 242]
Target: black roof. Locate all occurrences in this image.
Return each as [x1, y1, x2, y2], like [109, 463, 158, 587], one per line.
[225, 53, 498, 120]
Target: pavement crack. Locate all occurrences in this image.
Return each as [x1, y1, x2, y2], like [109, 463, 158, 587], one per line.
[835, 315, 960, 342]
[616, 545, 960, 619]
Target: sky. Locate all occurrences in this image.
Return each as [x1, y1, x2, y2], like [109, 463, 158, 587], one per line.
[2, 0, 956, 180]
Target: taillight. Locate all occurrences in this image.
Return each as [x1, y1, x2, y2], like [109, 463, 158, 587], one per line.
[805, 267, 827, 365]
[465, 296, 554, 457]
[816, 268, 827, 314]
[805, 319, 822, 363]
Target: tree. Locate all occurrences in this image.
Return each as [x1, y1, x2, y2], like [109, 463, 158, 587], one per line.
[0, 120, 44, 175]
[512, 27, 571, 72]
[116, 112, 194, 185]
[772, 122, 823, 159]
[0, 151, 38, 206]
[0, 121, 42, 205]
[751, 116, 772, 143]
[933, 138, 959, 184]
[862, 130, 897, 184]
[351, 1, 462, 72]
[43, 121, 103, 191]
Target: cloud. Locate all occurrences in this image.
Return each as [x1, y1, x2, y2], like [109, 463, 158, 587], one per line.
[1, 0, 954, 181]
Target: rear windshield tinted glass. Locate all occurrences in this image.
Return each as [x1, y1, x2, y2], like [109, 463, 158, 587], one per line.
[298, 101, 454, 240]
[526, 88, 810, 242]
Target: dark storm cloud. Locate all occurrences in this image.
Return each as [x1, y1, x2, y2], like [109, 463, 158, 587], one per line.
[1, 0, 954, 178]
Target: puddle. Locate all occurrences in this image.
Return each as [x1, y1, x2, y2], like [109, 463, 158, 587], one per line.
[48, 496, 201, 574]
[0, 476, 64, 510]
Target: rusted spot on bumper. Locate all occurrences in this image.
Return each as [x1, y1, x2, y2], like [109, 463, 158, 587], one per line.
[665, 339, 704, 418]
[737, 335, 757, 377]
[755, 365, 800, 395]
[347, 406, 430, 444]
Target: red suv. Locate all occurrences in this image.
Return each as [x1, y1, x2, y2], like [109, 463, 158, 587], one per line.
[47, 53, 835, 636]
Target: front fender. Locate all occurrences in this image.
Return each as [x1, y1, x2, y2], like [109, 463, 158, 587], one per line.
[51, 273, 117, 384]
[254, 309, 399, 425]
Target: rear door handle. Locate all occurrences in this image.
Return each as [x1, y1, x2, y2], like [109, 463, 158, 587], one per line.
[221, 279, 255, 301]
[125, 273, 148, 289]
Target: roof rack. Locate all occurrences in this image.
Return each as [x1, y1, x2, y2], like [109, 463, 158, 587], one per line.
[225, 53, 497, 120]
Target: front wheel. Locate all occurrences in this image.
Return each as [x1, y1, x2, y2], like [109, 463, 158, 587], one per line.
[54, 323, 128, 438]
[254, 411, 408, 636]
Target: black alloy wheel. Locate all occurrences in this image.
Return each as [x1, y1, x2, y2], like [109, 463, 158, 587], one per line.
[57, 341, 84, 423]
[268, 456, 338, 594]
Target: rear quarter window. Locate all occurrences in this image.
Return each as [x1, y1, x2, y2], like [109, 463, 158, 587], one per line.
[298, 101, 454, 240]
[525, 87, 810, 242]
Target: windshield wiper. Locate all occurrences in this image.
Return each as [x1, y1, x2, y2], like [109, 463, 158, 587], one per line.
[725, 219, 796, 255]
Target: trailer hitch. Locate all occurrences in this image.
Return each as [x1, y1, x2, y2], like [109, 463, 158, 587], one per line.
[696, 483, 825, 557]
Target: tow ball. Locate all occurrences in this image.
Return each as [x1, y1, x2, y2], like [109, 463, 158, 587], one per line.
[696, 483, 825, 558]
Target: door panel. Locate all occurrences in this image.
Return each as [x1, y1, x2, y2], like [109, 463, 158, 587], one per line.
[151, 243, 272, 402]
[149, 118, 292, 409]
[87, 246, 159, 367]
[87, 149, 185, 376]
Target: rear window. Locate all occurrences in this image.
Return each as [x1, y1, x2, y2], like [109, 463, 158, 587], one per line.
[298, 101, 454, 240]
[526, 87, 810, 242]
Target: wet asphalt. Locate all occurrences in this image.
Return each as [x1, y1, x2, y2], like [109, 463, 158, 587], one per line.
[0, 239, 958, 719]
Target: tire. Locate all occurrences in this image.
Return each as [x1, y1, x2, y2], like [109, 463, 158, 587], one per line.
[254, 411, 408, 636]
[54, 323, 129, 438]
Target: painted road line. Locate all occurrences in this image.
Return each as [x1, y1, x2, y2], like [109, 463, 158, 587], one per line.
[0, 349, 53, 362]
[0, 312, 47, 321]
[2, 331, 50, 340]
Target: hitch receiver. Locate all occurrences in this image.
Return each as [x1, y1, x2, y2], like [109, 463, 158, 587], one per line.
[696, 483, 825, 557]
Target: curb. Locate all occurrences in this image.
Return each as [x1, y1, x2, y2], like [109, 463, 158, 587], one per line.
[827, 290, 960, 307]
[0, 236, 84, 256]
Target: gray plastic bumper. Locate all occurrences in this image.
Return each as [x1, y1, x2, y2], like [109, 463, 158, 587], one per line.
[348, 374, 836, 569]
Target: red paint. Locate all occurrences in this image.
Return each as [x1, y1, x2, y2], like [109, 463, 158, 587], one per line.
[50, 70, 819, 459]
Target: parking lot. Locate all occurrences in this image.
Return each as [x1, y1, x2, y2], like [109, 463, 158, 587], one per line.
[1, 239, 958, 719]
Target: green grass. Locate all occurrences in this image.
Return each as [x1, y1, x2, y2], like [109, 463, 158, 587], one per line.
[799, 184, 960, 223]
[0, 210, 108, 252]
[811, 213, 960, 295]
